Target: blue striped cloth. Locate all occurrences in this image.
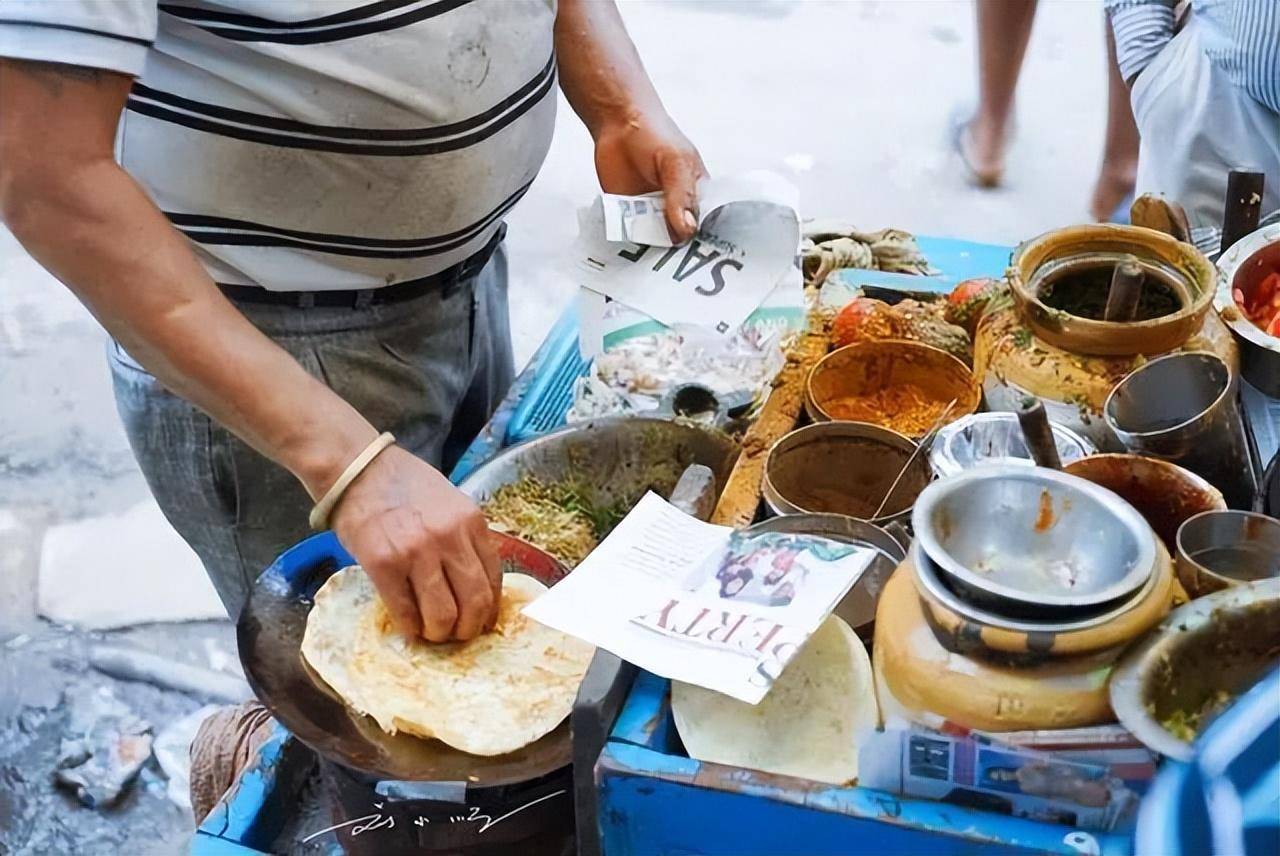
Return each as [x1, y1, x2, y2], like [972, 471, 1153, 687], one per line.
[1105, 0, 1280, 113]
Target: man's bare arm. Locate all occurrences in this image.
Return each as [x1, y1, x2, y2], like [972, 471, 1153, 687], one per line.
[0, 60, 499, 639]
[554, 0, 706, 242]
[0, 60, 375, 493]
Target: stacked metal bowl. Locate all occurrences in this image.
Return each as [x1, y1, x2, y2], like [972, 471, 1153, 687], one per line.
[908, 465, 1173, 658]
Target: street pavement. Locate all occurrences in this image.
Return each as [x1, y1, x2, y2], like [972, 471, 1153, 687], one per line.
[0, 2, 1113, 851]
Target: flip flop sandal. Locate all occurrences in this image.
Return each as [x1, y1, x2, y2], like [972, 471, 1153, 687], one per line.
[948, 108, 1004, 189]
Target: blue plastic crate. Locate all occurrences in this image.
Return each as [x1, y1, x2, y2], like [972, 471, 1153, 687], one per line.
[504, 307, 591, 446]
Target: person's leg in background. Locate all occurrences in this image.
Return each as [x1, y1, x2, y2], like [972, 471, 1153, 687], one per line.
[960, 0, 1038, 188]
[1091, 23, 1140, 222]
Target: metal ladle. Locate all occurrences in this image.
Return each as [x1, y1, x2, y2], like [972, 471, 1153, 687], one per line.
[869, 399, 957, 520]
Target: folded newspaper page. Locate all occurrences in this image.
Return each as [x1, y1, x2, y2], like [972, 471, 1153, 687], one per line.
[572, 170, 800, 339]
[523, 493, 874, 704]
[857, 726, 1141, 831]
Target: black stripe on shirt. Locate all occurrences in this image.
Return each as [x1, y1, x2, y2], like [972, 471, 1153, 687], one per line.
[0, 19, 154, 47]
[128, 52, 555, 143]
[158, 0, 418, 30]
[126, 68, 553, 156]
[166, 181, 532, 259]
[159, 0, 473, 45]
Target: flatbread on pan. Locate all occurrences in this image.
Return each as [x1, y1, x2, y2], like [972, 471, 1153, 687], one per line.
[301, 567, 594, 756]
[672, 614, 877, 785]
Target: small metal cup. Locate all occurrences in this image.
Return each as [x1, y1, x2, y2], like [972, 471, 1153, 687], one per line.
[1104, 352, 1259, 509]
[1175, 509, 1280, 599]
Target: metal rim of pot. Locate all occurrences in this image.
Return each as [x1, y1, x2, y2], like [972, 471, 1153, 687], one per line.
[1213, 222, 1280, 395]
[1109, 577, 1280, 761]
[1174, 508, 1280, 593]
[761, 421, 931, 526]
[911, 464, 1158, 609]
[1102, 350, 1237, 442]
[457, 415, 740, 505]
[745, 511, 908, 563]
[1009, 224, 1218, 356]
[747, 512, 907, 637]
[803, 339, 981, 433]
[929, 411, 1097, 478]
[910, 538, 1163, 635]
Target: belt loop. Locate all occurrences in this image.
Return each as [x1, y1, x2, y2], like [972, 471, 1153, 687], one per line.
[353, 289, 374, 310]
[298, 292, 316, 309]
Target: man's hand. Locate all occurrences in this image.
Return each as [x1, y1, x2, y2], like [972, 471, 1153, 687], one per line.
[594, 114, 707, 244]
[554, 0, 707, 243]
[328, 446, 501, 642]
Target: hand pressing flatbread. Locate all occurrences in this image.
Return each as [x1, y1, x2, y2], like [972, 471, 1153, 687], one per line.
[672, 614, 877, 785]
[301, 567, 594, 756]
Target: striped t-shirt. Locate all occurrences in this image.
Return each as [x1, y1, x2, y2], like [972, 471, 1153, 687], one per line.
[0, 0, 557, 291]
[1106, 0, 1279, 114]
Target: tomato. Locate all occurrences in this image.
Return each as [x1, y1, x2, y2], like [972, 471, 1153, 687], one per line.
[831, 297, 900, 348]
[1251, 272, 1280, 336]
[948, 277, 998, 307]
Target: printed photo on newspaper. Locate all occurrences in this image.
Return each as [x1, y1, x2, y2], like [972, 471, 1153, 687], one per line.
[522, 493, 875, 704]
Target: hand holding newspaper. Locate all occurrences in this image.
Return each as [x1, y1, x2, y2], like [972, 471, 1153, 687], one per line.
[523, 494, 875, 703]
[573, 170, 801, 340]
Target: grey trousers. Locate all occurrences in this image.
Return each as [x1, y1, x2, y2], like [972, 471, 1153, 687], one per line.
[109, 247, 514, 619]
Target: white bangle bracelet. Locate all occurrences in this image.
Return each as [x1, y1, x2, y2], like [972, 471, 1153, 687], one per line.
[308, 432, 396, 531]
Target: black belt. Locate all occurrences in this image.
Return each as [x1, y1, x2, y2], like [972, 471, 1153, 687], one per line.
[218, 225, 505, 309]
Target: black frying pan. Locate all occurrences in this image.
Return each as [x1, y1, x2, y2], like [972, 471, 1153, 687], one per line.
[237, 530, 573, 786]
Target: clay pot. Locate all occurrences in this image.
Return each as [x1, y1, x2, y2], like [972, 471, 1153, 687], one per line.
[1009, 224, 1218, 356]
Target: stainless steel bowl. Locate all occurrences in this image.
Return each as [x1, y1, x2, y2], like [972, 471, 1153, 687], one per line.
[1175, 509, 1280, 599]
[911, 539, 1159, 633]
[1110, 577, 1280, 760]
[747, 513, 905, 642]
[913, 466, 1156, 608]
[929, 412, 1096, 478]
[458, 417, 739, 509]
[1215, 223, 1280, 397]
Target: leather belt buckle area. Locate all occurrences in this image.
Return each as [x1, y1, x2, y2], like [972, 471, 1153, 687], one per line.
[218, 222, 506, 309]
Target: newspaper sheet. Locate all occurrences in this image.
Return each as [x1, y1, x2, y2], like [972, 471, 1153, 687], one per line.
[523, 493, 874, 704]
[571, 170, 800, 339]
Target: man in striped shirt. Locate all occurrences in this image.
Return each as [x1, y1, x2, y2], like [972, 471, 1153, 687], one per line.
[0, 1, 706, 642]
[1106, 0, 1279, 228]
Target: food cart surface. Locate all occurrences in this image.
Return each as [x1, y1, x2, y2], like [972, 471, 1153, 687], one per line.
[596, 672, 1134, 856]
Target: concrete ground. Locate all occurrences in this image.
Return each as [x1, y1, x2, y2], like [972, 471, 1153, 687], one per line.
[0, 1, 1114, 852]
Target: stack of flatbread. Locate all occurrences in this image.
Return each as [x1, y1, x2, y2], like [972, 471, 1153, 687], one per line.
[302, 567, 594, 756]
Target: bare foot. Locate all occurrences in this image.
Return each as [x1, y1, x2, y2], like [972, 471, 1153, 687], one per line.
[960, 114, 1009, 188]
[1090, 164, 1137, 221]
